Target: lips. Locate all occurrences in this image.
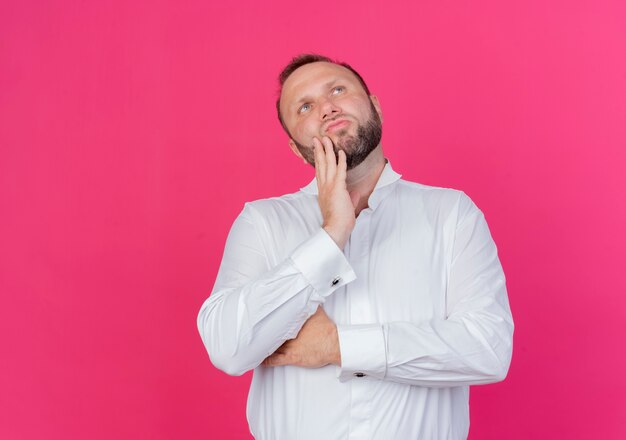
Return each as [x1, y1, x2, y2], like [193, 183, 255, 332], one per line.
[325, 119, 350, 133]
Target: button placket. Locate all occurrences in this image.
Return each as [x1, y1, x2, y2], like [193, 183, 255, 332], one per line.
[345, 212, 374, 440]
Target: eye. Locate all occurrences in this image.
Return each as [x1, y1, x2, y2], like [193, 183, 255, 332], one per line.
[332, 86, 345, 95]
[298, 103, 311, 114]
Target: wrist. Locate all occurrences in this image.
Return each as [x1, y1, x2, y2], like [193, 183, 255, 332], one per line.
[329, 323, 342, 366]
[323, 224, 350, 249]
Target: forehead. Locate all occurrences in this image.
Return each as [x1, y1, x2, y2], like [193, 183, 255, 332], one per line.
[279, 62, 363, 110]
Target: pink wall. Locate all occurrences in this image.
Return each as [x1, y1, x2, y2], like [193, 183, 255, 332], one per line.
[1, 0, 625, 438]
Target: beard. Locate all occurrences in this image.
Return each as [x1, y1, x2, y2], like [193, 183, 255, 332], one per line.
[292, 98, 383, 171]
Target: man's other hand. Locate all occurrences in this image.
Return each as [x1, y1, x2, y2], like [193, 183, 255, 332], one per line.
[262, 306, 341, 368]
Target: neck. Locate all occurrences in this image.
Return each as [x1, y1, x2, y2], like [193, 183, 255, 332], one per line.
[345, 145, 386, 215]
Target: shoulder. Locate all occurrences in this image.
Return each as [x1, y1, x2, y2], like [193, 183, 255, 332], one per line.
[239, 188, 316, 223]
[395, 178, 471, 205]
[244, 189, 310, 211]
[394, 178, 482, 223]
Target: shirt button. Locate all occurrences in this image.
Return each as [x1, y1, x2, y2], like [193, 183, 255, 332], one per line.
[353, 372, 365, 377]
[331, 276, 341, 286]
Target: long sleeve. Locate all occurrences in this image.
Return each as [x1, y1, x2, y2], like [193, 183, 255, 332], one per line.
[197, 203, 356, 376]
[336, 193, 514, 387]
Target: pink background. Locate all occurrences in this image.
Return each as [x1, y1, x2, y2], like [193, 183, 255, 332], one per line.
[1, 0, 625, 438]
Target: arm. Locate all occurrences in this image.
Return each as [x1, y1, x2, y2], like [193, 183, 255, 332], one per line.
[196, 206, 355, 376]
[336, 192, 514, 387]
[198, 136, 358, 376]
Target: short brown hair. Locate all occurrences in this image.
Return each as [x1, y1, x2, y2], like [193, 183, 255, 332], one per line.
[276, 54, 372, 136]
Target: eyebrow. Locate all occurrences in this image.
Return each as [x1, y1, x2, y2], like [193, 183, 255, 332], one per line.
[292, 79, 340, 110]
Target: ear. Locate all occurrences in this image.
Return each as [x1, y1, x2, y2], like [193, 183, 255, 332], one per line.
[288, 139, 308, 164]
[369, 95, 383, 123]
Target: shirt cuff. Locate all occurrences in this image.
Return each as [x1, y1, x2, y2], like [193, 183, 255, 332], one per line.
[290, 228, 357, 299]
[336, 324, 387, 381]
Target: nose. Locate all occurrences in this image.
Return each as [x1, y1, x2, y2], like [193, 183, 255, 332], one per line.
[319, 98, 341, 120]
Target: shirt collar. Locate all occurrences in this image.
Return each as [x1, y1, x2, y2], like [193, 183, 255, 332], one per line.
[300, 159, 402, 210]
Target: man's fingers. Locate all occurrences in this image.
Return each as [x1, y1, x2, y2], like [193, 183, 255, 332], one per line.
[312, 137, 326, 183]
[337, 149, 347, 184]
[321, 136, 337, 179]
[263, 352, 290, 367]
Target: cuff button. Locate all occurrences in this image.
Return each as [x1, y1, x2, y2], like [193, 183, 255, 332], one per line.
[354, 372, 365, 377]
[331, 276, 341, 286]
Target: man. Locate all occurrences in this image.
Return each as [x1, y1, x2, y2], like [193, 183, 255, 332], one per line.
[197, 53, 514, 439]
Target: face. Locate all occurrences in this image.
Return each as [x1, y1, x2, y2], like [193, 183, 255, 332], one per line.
[279, 62, 383, 170]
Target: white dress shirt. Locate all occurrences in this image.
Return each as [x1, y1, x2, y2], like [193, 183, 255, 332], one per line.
[197, 160, 514, 440]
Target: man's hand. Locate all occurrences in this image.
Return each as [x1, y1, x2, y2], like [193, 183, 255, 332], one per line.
[262, 306, 341, 368]
[313, 136, 359, 249]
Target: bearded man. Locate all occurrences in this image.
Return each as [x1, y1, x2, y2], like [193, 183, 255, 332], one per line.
[197, 53, 514, 440]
